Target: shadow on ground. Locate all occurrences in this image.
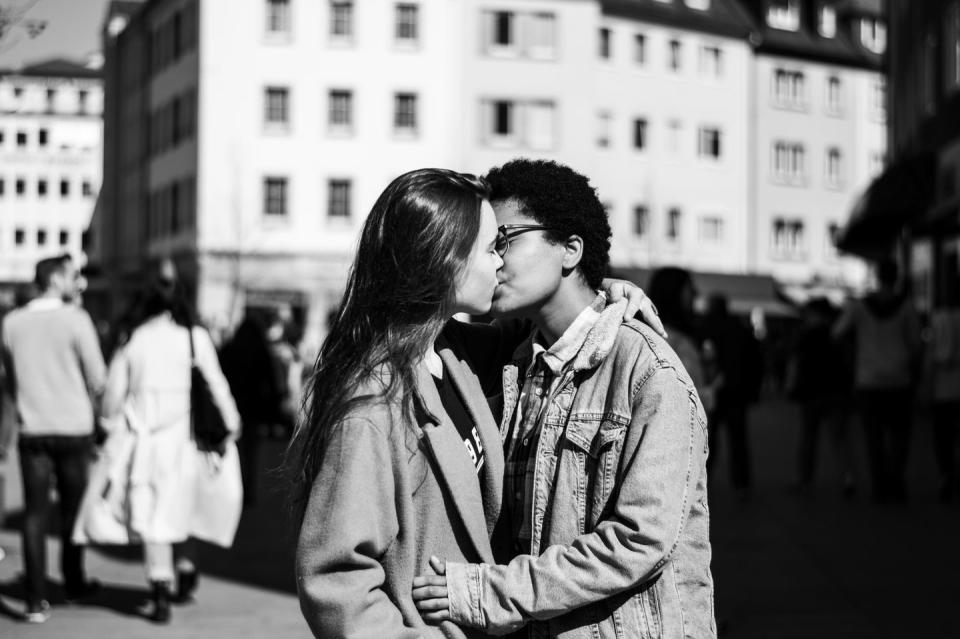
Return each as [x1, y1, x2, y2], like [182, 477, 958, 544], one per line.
[1, 439, 297, 598]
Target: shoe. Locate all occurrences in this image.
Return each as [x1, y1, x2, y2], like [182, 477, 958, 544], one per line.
[65, 578, 102, 603]
[147, 580, 172, 624]
[23, 600, 50, 624]
[174, 568, 198, 603]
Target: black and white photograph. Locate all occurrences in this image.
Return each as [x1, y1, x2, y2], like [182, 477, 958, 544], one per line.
[0, 0, 958, 637]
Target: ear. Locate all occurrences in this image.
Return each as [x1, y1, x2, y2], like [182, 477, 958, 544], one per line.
[561, 234, 584, 270]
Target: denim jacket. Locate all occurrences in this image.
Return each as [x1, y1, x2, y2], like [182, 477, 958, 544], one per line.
[445, 300, 715, 639]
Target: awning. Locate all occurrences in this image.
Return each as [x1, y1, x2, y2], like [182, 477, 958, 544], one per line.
[612, 267, 797, 317]
[836, 153, 936, 259]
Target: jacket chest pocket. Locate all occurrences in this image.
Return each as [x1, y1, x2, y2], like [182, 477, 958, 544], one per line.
[560, 418, 628, 531]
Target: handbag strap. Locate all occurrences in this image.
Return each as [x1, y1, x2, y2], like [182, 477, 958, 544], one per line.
[188, 325, 197, 366]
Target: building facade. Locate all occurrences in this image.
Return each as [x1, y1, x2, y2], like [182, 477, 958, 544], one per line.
[740, 0, 886, 303]
[0, 58, 103, 304]
[92, 0, 887, 346]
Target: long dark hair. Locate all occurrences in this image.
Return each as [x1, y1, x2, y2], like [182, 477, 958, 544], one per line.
[286, 168, 490, 524]
[113, 261, 196, 352]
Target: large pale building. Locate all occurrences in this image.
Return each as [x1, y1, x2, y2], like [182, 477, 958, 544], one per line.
[0, 58, 103, 304]
[739, 0, 886, 302]
[91, 0, 885, 345]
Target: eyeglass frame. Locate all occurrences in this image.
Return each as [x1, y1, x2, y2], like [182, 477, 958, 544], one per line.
[495, 224, 561, 257]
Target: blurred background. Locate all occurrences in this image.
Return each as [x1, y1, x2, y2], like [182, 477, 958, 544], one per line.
[0, 0, 958, 637]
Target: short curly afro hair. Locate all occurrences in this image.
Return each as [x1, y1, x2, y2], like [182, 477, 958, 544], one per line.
[484, 158, 611, 290]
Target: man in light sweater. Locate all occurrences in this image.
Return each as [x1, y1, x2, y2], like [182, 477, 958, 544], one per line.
[1, 254, 106, 623]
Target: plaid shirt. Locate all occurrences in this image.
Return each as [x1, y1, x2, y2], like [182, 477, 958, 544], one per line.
[503, 300, 602, 554]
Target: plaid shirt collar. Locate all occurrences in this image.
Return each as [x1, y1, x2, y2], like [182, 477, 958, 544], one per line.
[530, 293, 606, 376]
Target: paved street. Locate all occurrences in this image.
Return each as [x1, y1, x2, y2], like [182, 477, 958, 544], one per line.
[0, 396, 957, 638]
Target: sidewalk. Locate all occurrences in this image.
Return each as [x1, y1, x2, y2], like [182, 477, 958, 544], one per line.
[0, 438, 308, 638]
[0, 398, 957, 638]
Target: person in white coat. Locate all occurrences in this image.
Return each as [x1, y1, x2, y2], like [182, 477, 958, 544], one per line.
[78, 262, 240, 623]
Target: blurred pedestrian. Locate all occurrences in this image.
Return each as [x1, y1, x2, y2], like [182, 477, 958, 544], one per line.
[833, 258, 922, 503]
[786, 297, 856, 496]
[926, 299, 960, 502]
[703, 293, 763, 499]
[0, 254, 105, 623]
[74, 260, 241, 623]
[265, 308, 303, 440]
[220, 310, 284, 504]
[647, 266, 714, 411]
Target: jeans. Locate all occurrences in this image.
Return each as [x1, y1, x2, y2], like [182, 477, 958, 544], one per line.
[858, 389, 913, 501]
[18, 435, 93, 604]
[933, 401, 960, 490]
[798, 396, 854, 486]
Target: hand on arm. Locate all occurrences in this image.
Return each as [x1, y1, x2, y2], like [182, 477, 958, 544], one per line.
[600, 278, 667, 338]
[412, 556, 451, 623]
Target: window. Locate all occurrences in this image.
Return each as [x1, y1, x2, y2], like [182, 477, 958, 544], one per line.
[60, 179, 70, 197]
[700, 45, 722, 77]
[772, 141, 806, 182]
[264, 177, 288, 215]
[634, 33, 646, 65]
[819, 4, 836, 37]
[490, 100, 515, 138]
[669, 39, 682, 71]
[13, 86, 22, 98]
[38, 128, 48, 147]
[482, 10, 555, 59]
[46, 88, 56, 113]
[265, 87, 290, 126]
[395, 3, 418, 42]
[16, 178, 25, 195]
[825, 147, 842, 186]
[633, 118, 647, 150]
[869, 151, 885, 176]
[772, 68, 805, 107]
[826, 222, 840, 257]
[872, 77, 886, 119]
[771, 218, 805, 257]
[860, 18, 886, 53]
[37, 179, 47, 197]
[667, 208, 682, 240]
[394, 93, 418, 133]
[328, 179, 351, 218]
[0, 129, 4, 145]
[16, 131, 26, 147]
[0, 178, 4, 196]
[524, 101, 555, 150]
[15, 228, 25, 246]
[826, 75, 842, 112]
[328, 89, 353, 130]
[82, 180, 94, 197]
[78, 89, 89, 114]
[330, 1, 353, 38]
[767, 0, 799, 31]
[59, 230, 69, 246]
[481, 99, 555, 150]
[527, 12, 556, 59]
[597, 111, 612, 148]
[668, 120, 683, 153]
[488, 11, 514, 48]
[266, 0, 291, 34]
[599, 27, 612, 59]
[699, 216, 723, 242]
[37, 229, 47, 246]
[698, 127, 722, 159]
[633, 205, 649, 236]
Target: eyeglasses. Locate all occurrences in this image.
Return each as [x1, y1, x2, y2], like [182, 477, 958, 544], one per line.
[495, 224, 560, 257]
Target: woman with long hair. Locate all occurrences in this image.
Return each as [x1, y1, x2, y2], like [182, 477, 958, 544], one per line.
[75, 260, 240, 623]
[289, 169, 506, 639]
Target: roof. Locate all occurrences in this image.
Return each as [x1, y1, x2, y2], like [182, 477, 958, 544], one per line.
[601, 0, 757, 40]
[739, 0, 884, 70]
[0, 58, 101, 80]
[612, 267, 797, 317]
